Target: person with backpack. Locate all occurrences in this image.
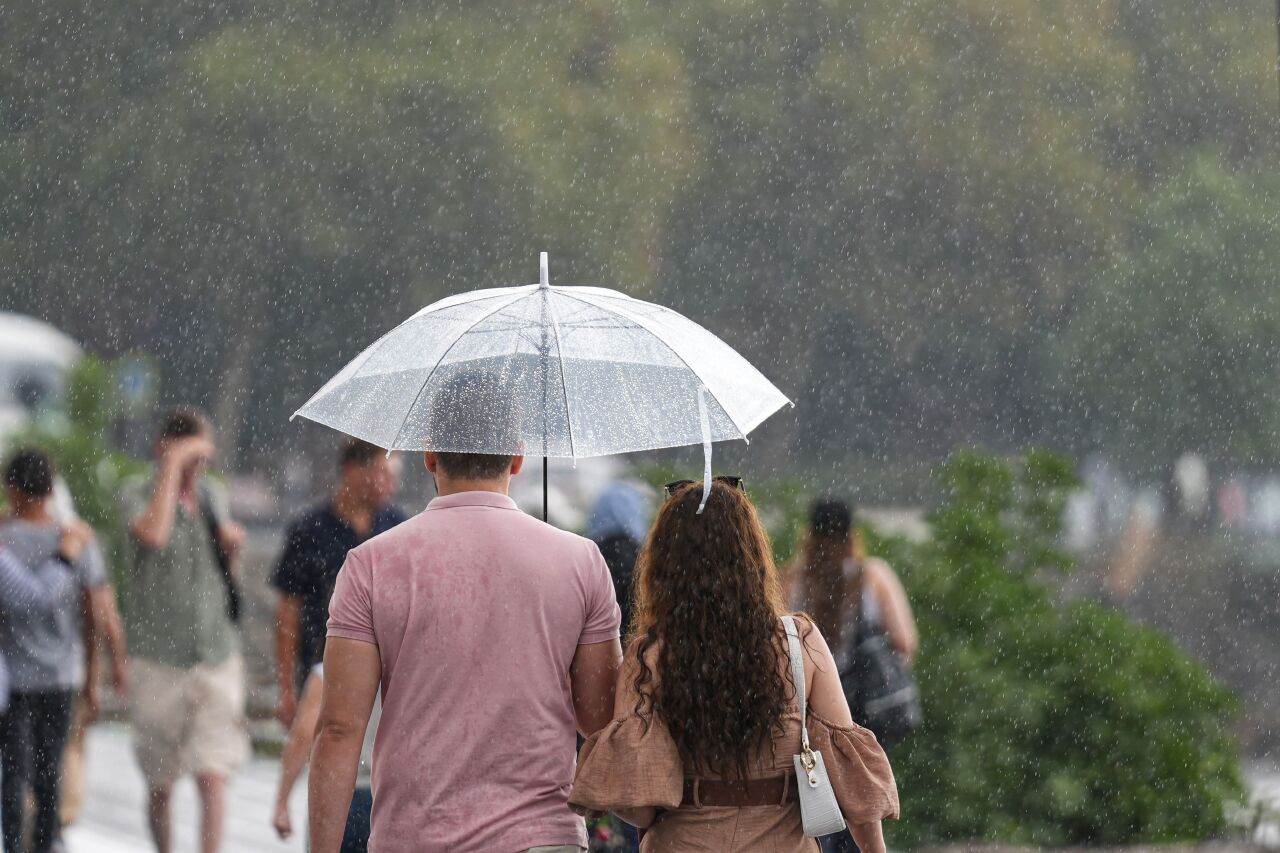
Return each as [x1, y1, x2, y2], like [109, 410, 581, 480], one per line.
[787, 498, 919, 853]
[120, 408, 248, 853]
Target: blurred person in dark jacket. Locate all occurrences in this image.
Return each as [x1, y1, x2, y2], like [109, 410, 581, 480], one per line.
[586, 483, 653, 640]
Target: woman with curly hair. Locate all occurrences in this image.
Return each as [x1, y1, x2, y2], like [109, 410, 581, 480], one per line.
[570, 479, 899, 852]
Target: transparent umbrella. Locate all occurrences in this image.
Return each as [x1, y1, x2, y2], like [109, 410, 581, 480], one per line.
[293, 253, 791, 519]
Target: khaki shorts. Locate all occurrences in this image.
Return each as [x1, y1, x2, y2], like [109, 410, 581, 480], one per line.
[129, 654, 249, 789]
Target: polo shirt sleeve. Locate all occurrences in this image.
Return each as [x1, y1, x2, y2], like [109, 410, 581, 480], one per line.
[270, 518, 313, 597]
[78, 540, 108, 589]
[579, 542, 622, 646]
[120, 478, 148, 528]
[328, 548, 376, 646]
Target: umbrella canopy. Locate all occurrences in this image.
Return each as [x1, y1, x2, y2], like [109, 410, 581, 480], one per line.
[293, 254, 790, 463]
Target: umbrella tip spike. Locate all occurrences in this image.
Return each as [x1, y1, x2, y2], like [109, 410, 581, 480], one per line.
[539, 252, 549, 288]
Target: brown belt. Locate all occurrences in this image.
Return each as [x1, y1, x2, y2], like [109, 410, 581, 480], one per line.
[681, 774, 799, 808]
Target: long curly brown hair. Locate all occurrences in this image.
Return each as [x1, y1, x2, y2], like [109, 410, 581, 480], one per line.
[630, 479, 791, 781]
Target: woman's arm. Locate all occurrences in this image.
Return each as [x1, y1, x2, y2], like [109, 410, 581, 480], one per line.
[614, 806, 657, 828]
[866, 560, 918, 664]
[851, 820, 887, 853]
[800, 619, 856, 727]
[89, 585, 129, 693]
[273, 670, 325, 839]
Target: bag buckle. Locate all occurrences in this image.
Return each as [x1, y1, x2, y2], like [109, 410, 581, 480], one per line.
[800, 747, 819, 787]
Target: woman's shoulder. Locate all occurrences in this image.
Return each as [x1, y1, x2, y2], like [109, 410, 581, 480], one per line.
[863, 556, 898, 582]
[783, 612, 836, 666]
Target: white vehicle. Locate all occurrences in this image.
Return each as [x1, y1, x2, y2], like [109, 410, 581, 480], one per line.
[0, 311, 82, 441]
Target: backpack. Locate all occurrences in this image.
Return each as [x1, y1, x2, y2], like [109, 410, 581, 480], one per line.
[838, 596, 921, 749]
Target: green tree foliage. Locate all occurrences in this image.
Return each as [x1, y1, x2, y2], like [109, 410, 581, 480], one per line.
[1061, 155, 1280, 475]
[2, 0, 1276, 470]
[883, 450, 1243, 846]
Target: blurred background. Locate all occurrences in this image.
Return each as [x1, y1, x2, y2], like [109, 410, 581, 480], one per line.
[3, 0, 1280, 849]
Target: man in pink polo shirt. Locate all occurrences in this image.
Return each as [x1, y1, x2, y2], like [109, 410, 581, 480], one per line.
[308, 420, 623, 852]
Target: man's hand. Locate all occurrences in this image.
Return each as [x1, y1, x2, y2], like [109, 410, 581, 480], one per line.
[277, 688, 298, 728]
[162, 436, 216, 471]
[58, 521, 96, 563]
[272, 800, 293, 840]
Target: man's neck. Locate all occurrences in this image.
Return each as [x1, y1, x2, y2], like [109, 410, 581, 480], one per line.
[332, 487, 371, 523]
[11, 498, 53, 524]
[433, 478, 510, 498]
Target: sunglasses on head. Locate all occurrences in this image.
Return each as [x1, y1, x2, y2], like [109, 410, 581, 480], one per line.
[663, 476, 747, 498]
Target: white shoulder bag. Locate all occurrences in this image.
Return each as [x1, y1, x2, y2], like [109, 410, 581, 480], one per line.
[783, 614, 848, 837]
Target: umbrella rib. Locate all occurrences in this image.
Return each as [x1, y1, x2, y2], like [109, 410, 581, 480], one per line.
[385, 291, 531, 450]
[551, 289, 750, 439]
[545, 293, 576, 458]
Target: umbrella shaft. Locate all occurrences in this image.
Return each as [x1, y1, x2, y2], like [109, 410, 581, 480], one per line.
[543, 456, 548, 523]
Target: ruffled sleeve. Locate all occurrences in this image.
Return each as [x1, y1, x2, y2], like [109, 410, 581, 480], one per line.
[570, 714, 684, 812]
[809, 712, 900, 822]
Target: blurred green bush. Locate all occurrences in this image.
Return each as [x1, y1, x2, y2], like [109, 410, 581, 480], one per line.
[883, 450, 1242, 846]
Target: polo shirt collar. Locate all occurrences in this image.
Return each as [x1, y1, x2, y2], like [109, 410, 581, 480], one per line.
[426, 491, 520, 512]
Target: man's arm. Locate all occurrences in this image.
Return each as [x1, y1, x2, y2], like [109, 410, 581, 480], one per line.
[308, 637, 380, 853]
[275, 594, 304, 726]
[80, 587, 101, 722]
[129, 437, 213, 550]
[273, 669, 325, 839]
[89, 585, 128, 694]
[569, 638, 622, 738]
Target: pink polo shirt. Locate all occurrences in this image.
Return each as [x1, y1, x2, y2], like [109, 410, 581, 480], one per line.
[327, 491, 621, 853]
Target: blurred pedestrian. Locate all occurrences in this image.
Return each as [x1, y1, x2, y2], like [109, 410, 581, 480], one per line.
[0, 448, 121, 853]
[46, 474, 130, 832]
[787, 498, 918, 853]
[788, 498, 917, 674]
[570, 479, 899, 852]
[271, 439, 405, 728]
[120, 408, 248, 853]
[309, 373, 622, 853]
[272, 644, 378, 852]
[586, 482, 653, 639]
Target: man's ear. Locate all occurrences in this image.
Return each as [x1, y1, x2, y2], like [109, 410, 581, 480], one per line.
[424, 452, 438, 474]
[510, 455, 524, 476]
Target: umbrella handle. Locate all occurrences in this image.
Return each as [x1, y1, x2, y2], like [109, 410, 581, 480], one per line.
[697, 386, 712, 514]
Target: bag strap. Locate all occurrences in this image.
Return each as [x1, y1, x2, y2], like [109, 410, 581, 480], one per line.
[782, 614, 811, 753]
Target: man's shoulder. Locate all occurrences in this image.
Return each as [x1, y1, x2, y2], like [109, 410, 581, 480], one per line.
[288, 503, 338, 533]
[349, 511, 427, 556]
[376, 504, 410, 527]
[521, 516, 602, 562]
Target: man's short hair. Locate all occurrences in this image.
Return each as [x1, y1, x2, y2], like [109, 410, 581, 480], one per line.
[435, 451, 514, 481]
[427, 370, 520, 481]
[158, 407, 210, 441]
[339, 438, 384, 468]
[3, 447, 55, 498]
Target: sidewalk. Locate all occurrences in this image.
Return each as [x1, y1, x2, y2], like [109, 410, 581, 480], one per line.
[63, 722, 305, 852]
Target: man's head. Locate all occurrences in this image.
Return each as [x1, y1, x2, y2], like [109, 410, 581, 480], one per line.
[154, 406, 213, 475]
[3, 447, 55, 509]
[423, 369, 523, 488]
[338, 438, 400, 508]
